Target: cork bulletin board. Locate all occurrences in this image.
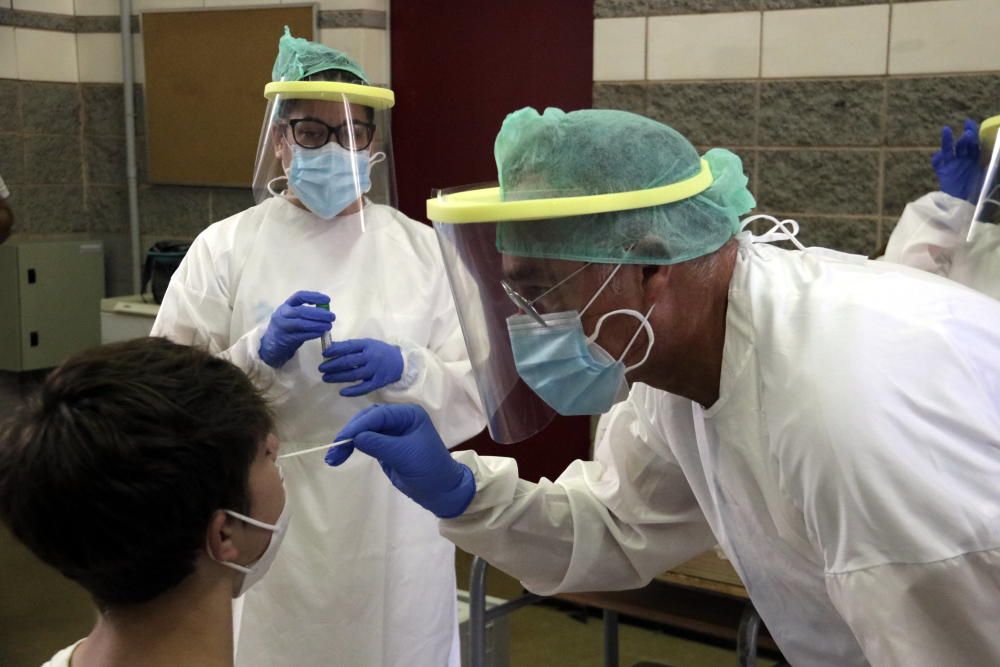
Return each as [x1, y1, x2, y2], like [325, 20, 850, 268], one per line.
[142, 5, 315, 187]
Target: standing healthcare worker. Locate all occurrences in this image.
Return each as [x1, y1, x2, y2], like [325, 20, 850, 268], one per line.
[151, 29, 483, 667]
[884, 115, 1000, 298]
[328, 108, 1000, 666]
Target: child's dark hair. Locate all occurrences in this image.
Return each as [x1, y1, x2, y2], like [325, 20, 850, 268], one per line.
[0, 337, 274, 606]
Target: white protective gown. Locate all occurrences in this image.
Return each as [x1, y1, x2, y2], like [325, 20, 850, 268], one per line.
[151, 197, 484, 667]
[883, 191, 1000, 299]
[441, 235, 1000, 666]
[41, 640, 82, 667]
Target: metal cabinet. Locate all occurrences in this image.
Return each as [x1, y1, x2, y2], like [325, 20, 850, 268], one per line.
[0, 240, 104, 371]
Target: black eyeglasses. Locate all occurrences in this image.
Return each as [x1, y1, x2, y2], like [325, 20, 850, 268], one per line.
[281, 118, 376, 151]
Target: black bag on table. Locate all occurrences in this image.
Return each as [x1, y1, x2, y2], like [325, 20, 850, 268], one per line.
[142, 240, 190, 304]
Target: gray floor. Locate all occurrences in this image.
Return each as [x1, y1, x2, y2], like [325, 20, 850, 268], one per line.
[0, 371, 762, 667]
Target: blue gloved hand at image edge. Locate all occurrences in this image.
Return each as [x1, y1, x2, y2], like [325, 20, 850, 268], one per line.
[258, 290, 334, 369]
[324, 404, 475, 519]
[932, 119, 984, 203]
[318, 338, 404, 397]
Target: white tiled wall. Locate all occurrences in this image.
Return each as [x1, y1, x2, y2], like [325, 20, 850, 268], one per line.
[320, 27, 388, 85]
[70, 0, 385, 11]
[647, 12, 759, 81]
[5, 28, 144, 83]
[131, 0, 205, 10]
[762, 5, 889, 78]
[2, 4, 380, 85]
[593, 0, 999, 83]
[593, 17, 645, 82]
[14, 28, 78, 82]
[61, 0, 386, 13]
[77, 32, 144, 84]
[204, 0, 274, 7]
[14, 0, 74, 13]
[287, 0, 386, 10]
[74, 0, 119, 15]
[76, 32, 121, 83]
[0, 26, 16, 78]
[890, 0, 1000, 75]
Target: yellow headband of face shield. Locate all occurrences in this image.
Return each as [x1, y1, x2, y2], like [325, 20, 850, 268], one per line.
[426, 158, 714, 224]
[980, 115, 1000, 150]
[263, 81, 395, 110]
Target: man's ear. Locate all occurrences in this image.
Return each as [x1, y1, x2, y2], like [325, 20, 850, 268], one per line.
[641, 264, 672, 308]
[205, 510, 240, 564]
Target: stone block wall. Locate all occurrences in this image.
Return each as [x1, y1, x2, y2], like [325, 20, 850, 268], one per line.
[593, 0, 1000, 255]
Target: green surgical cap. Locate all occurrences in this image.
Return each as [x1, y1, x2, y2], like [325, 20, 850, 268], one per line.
[495, 107, 756, 265]
[271, 26, 369, 84]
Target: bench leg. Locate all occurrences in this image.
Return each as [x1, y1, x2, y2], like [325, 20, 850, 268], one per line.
[603, 609, 619, 667]
[737, 602, 761, 667]
[469, 556, 489, 667]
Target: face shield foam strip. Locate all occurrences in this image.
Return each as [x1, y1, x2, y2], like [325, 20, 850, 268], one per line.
[426, 158, 714, 224]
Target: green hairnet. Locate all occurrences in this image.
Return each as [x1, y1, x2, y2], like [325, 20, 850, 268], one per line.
[272, 26, 369, 84]
[495, 107, 756, 265]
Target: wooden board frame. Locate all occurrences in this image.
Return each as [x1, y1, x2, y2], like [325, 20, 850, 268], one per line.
[141, 4, 315, 187]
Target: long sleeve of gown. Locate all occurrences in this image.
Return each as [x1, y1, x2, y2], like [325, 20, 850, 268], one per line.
[150, 234, 292, 404]
[440, 393, 716, 595]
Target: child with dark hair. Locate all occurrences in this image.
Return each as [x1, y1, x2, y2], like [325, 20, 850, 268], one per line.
[0, 337, 288, 667]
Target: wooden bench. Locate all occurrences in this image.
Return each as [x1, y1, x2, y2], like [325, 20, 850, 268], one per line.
[466, 552, 780, 667]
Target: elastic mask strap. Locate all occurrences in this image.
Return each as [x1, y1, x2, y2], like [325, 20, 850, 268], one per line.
[207, 509, 279, 573]
[267, 175, 287, 198]
[217, 558, 251, 575]
[369, 151, 386, 168]
[224, 509, 279, 533]
[739, 214, 807, 251]
[529, 262, 593, 307]
[590, 304, 656, 372]
[204, 513, 265, 575]
[580, 264, 624, 316]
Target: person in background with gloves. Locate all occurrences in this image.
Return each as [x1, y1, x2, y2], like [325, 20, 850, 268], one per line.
[883, 116, 1000, 299]
[152, 28, 483, 667]
[328, 107, 1000, 666]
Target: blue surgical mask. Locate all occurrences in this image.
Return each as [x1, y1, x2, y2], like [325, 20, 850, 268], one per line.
[507, 266, 655, 416]
[287, 143, 374, 219]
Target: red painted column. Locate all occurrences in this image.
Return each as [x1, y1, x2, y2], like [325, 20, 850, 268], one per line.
[390, 1, 594, 481]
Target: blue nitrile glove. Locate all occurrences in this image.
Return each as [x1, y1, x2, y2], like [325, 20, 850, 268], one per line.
[318, 338, 404, 397]
[932, 119, 984, 202]
[258, 291, 334, 369]
[325, 404, 475, 518]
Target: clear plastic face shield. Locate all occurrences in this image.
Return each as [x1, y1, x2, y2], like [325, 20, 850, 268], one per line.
[432, 212, 559, 444]
[968, 116, 1000, 243]
[428, 165, 713, 444]
[252, 81, 396, 226]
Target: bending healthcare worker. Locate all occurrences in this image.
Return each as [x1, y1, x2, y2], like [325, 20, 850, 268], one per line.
[884, 115, 1000, 299]
[328, 108, 1000, 666]
[151, 29, 483, 667]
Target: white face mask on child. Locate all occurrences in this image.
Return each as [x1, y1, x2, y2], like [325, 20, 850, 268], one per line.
[208, 480, 290, 598]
